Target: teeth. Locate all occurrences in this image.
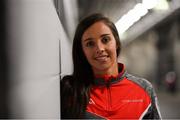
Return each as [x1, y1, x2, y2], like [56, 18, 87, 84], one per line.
[96, 56, 106, 59]
[95, 56, 108, 61]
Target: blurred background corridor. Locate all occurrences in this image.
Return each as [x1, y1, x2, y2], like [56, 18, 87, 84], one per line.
[1, 0, 180, 119]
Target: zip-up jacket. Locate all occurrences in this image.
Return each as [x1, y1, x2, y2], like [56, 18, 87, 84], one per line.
[85, 63, 161, 119]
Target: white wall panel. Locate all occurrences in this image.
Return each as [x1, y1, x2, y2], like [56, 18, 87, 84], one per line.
[6, 0, 70, 118]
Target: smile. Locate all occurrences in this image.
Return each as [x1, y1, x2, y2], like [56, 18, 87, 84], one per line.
[95, 55, 109, 62]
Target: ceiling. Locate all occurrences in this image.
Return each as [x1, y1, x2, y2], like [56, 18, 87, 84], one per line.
[54, 0, 180, 44]
[77, 0, 180, 44]
[78, 0, 141, 22]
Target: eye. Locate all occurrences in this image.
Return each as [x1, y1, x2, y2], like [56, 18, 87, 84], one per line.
[102, 36, 110, 44]
[85, 41, 95, 47]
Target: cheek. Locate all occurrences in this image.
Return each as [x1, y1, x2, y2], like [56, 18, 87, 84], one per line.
[111, 48, 118, 58]
[109, 42, 117, 56]
[82, 48, 93, 61]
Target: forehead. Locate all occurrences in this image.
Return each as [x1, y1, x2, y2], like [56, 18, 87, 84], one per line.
[82, 21, 112, 40]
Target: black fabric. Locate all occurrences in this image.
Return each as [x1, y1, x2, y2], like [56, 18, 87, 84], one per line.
[85, 111, 105, 119]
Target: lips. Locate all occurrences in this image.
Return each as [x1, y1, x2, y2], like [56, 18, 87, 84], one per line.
[95, 55, 109, 62]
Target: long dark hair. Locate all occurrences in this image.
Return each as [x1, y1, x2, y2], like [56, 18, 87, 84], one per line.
[61, 13, 121, 118]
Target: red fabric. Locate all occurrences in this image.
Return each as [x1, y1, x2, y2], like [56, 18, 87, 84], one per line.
[86, 64, 151, 119]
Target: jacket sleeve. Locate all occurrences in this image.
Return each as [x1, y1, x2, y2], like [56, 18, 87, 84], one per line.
[142, 85, 162, 119]
[122, 73, 162, 119]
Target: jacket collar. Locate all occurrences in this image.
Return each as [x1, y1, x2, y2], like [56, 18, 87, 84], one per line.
[93, 63, 127, 87]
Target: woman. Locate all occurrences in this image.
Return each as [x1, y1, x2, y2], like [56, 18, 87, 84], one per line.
[61, 13, 161, 119]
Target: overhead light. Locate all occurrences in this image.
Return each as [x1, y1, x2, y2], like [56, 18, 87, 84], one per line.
[142, 0, 158, 9]
[115, 3, 148, 36]
[115, 0, 169, 38]
[154, 0, 169, 10]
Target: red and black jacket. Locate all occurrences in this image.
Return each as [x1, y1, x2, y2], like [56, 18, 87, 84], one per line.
[85, 63, 161, 119]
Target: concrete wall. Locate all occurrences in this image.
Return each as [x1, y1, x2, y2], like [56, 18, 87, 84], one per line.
[6, 0, 72, 118]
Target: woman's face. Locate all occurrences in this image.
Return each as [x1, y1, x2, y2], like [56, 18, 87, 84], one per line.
[81, 21, 118, 75]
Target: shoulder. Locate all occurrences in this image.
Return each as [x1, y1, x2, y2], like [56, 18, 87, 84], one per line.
[125, 73, 161, 118]
[126, 73, 153, 89]
[125, 73, 155, 98]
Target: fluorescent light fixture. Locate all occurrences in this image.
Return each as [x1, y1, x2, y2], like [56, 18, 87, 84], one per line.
[154, 0, 169, 10]
[115, 0, 169, 38]
[115, 3, 148, 36]
[142, 0, 158, 9]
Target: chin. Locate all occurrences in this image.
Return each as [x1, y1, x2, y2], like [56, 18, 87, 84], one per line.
[94, 64, 111, 71]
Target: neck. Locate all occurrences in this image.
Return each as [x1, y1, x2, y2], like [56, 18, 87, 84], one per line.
[93, 63, 118, 76]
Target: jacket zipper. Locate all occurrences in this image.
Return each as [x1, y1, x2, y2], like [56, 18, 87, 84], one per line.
[106, 81, 112, 111]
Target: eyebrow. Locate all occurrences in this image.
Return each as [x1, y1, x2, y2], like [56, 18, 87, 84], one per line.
[100, 34, 110, 38]
[83, 38, 93, 42]
[83, 34, 110, 42]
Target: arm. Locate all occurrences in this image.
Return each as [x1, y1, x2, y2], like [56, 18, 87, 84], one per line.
[143, 85, 162, 119]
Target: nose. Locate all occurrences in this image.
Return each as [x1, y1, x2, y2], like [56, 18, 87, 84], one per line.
[96, 41, 105, 54]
